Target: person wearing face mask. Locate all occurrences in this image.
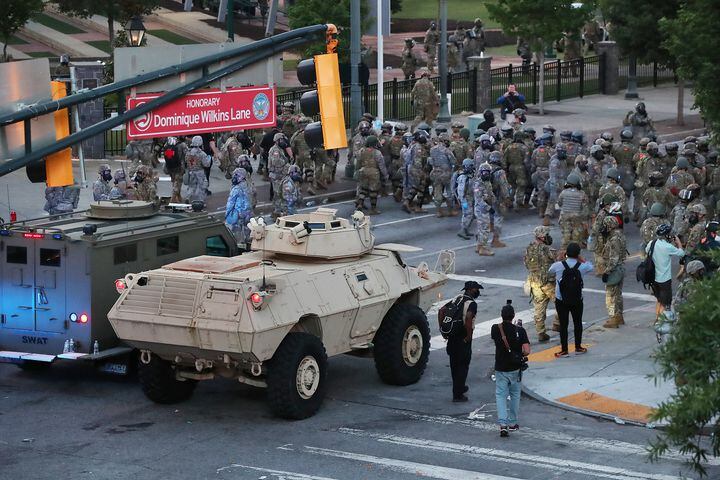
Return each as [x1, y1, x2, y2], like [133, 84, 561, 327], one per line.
[543, 143, 569, 226]
[109, 168, 129, 200]
[93, 164, 113, 201]
[184, 136, 211, 204]
[225, 167, 254, 248]
[524, 226, 559, 342]
[623, 101, 656, 144]
[549, 242, 594, 356]
[281, 164, 304, 215]
[268, 133, 291, 218]
[132, 165, 158, 203]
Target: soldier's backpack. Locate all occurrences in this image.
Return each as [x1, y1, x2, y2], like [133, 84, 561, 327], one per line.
[636, 239, 657, 288]
[163, 144, 180, 170]
[438, 294, 470, 339]
[559, 261, 584, 306]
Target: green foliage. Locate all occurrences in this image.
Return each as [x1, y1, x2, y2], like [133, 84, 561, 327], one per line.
[661, 0, 720, 137]
[1, 0, 45, 61]
[599, 0, 679, 66]
[486, 0, 595, 53]
[390, 0, 402, 15]
[650, 265, 720, 476]
[393, 0, 496, 26]
[53, 0, 160, 24]
[287, 0, 370, 62]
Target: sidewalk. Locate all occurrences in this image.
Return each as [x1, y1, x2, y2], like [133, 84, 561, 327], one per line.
[522, 303, 673, 427]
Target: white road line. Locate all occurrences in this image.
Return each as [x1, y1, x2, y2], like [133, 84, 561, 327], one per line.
[304, 446, 525, 480]
[337, 428, 688, 480]
[402, 412, 720, 466]
[372, 214, 435, 228]
[216, 464, 336, 479]
[447, 274, 657, 302]
[406, 230, 535, 261]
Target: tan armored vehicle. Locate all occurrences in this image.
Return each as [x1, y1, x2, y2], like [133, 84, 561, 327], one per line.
[108, 208, 448, 419]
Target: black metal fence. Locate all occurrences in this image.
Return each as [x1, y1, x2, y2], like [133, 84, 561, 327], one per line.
[618, 57, 676, 89]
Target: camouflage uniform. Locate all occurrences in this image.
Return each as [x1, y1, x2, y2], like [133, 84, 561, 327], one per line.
[217, 134, 245, 179]
[278, 104, 299, 141]
[356, 139, 389, 214]
[125, 140, 158, 177]
[447, 29, 461, 72]
[44, 185, 80, 215]
[612, 140, 637, 197]
[545, 153, 568, 218]
[531, 144, 552, 216]
[109, 169, 129, 200]
[388, 130, 407, 201]
[705, 158, 720, 215]
[411, 74, 439, 128]
[558, 183, 590, 250]
[280, 165, 303, 215]
[428, 138, 456, 214]
[504, 140, 530, 207]
[670, 201, 690, 240]
[423, 25, 439, 73]
[623, 103, 655, 144]
[686, 221, 706, 251]
[92, 164, 112, 201]
[133, 165, 158, 203]
[524, 228, 557, 337]
[225, 168, 253, 244]
[589, 208, 610, 274]
[401, 40, 420, 79]
[667, 167, 695, 197]
[456, 164, 475, 237]
[597, 180, 626, 214]
[640, 217, 668, 256]
[348, 129, 369, 177]
[268, 142, 290, 217]
[601, 220, 626, 326]
[184, 146, 211, 203]
[489, 159, 512, 239]
[473, 166, 496, 256]
[290, 122, 316, 196]
[402, 141, 429, 212]
[166, 140, 187, 203]
[450, 136, 473, 165]
[559, 32, 582, 77]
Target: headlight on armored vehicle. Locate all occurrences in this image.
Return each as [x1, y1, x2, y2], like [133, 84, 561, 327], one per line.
[249, 291, 264, 309]
[115, 279, 127, 294]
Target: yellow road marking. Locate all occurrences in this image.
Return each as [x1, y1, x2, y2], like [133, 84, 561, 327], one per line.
[556, 390, 656, 424]
[527, 344, 593, 363]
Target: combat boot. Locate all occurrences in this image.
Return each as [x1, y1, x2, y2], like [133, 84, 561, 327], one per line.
[355, 200, 366, 211]
[449, 207, 460, 217]
[436, 207, 446, 218]
[457, 228, 471, 240]
[315, 179, 328, 190]
[543, 215, 551, 226]
[538, 332, 550, 342]
[491, 234, 506, 248]
[368, 200, 381, 215]
[393, 189, 403, 202]
[476, 245, 494, 256]
[617, 314, 625, 325]
[401, 199, 412, 213]
[413, 201, 424, 213]
[603, 315, 621, 328]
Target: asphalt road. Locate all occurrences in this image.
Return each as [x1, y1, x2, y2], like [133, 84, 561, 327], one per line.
[0, 197, 714, 480]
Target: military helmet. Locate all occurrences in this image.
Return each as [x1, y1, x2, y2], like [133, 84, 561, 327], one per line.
[501, 125, 513, 135]
[282, 101, 295, 110]
[537, 132, 553, 146]
[404, 38, 414, 44]
[98, 163, 111, 174]
[555, 143, 567, 153]
[682, 143, 697, 155]
[589, 144, 603, 156]
[273, 132, 285, 143]
[635, 101, 646, 113]
[606, 167, 620, 180]
[601, 192, 619, 205]
[542, 124, 556, 134]
[381, 121, 393, 132]
[603, 216, 620, 229]
[460, 128, 470, 140]
[362, 112, 375, 122]
[676, 156, 690, 169]
[687, 183, 701, 193]
[413, 130, 429, 143]
[166, 136, 178, 146]
[565, 173, 581, 187]
[480, 133, 493, 144]
[678, 188, 692, 201]
[707, 221, 719, 233]
[534, 226, 550, 239]
[419, 68, 431, 77]
[513, 131, 525, 142]
[478, 161, 492, 172]
[649, 170, 664, 181]
[417, 122, 432, 133]
[600, 131, 613, 142]
[574, 154, 588, 166]
[690, 203, 707, 215]
[620, 129, 633, 140]
[571, 130, 584, 143]
[114, 169, 126, 181]
[684, 135, 697, 144]
[231, 167, 247, 184]
[358, 120, 371, 133]
[474, 17, 483, 27]
[656, 223, 672, 237]
[523, 126, 536, 136]
[697, 136, 710, 147]
[395, 122, 408, 132]
[708, 151, 718, 164]
[462, 158, 474, 172]
[451, 121, 464, 129]
[488, 126, 500, 138]
[365, 135, 379, 147]
[488, 151, 503, 165]
[512, 108, 525, 117]
[402, 132, 413, 146]
[639, 137, 651, 147]
[191, 135, 203, 147]
[287, 164, 301, 175]
[646, 141, 659, 154]
[435, 124, 448, 134]
[649, 202, 666, 216]
[474, 128, 486, 139]
[686, 260, 705, 275]
[665, 142, 679, 153]
[600, 140, 612, 151]
[438, 132, 450, 143]
[559, 130, 572, 141]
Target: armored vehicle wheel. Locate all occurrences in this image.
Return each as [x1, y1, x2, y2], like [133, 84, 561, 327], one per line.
[138, 355, 197, 404]
[266, 333, 328, 420]
[373, 304, 430, 386]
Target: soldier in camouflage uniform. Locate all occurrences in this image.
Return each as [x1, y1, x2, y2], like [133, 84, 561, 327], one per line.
[447, 27, 462, 72]
[572, 155, 597, 208]
[531, 134, 553, 217]
[348, 121, 371, 177]
[683, 146, 707, 190]
[488, 151, 512, 246]
[280, 164, 303, 215]
[456, 158, 475, 239]
[559, 31, 582, 77]
[670, 188, 692, 242]
[225, 167, 254, 247]
[278, 102, 299, 141]
[44, 185, 80, 215]
[268, 133, 291, 218]
[558, 173, 590, 252]
[685, 203, 708, 251]
[704, 151, 720, 216]
[623, 102, 656, 144]
[401, 38, 420, 80]
[379, 122, 394, 169]
[524, 226, 557, 342]
[290, 117, 316, 196]
[109, 169, 129, 200]
[667, 157, 695, 197]
[672, 260, 705, 312]
[640, 203, 670, 256]
[474, 134, 494, 171]
[663, 142, 679, 173]
[429, 133, 457, 217]
[641, 171, 675, 223]
[235, 154, 258, 209]
[402, 131, 430, 213]
[597, 168, 627, 214]
[423, 22, 439, 73]
[387, 124, 408, 202]
[93, 164, 113, 201]
[474, 162, 496, 256]
[613, 129, 637, 203]
[544, 143, 570, 225]
[631, 138, 652, 222]
[125, 139, 159, 178]
[355, 136, 389, 215]
[600, 216, 626, 328]
[411, 70, 439, 129]
[589, 193, 620, 276]
[504, 131, 530, 209]
[183, 136, 212, 204]
[132, 165, 158, 203]
[450, 127, 473, 167]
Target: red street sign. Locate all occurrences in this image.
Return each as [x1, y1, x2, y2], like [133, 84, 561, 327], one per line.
[126, 85, 276, 139]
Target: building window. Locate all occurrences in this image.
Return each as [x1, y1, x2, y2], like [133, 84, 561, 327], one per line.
[39, 248, 61, 267]
[157, 236, 179, 256]
[6, 246, 27, 264]
[114, 244, 137, 264]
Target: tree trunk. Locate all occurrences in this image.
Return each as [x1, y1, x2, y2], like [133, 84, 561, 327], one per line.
[677, 79, 685, 126]
[2, 41, 8, 62]
[538, 49, 545, 115]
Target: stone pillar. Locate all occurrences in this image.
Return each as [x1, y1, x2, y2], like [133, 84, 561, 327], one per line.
[71, 62, 106, 159]
[467, 55, 492, 111]
[595, 41, 619, 95]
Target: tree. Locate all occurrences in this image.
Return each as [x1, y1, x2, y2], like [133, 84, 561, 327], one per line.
[1, 0, 45, 62]
[288, 0, 370, 63]
[649, 261, 720, 476]
[661, 0, 720, 136]
[390, 0, 402, 15]
[486, 0, 594, 115]
[52, 0, 160, 51]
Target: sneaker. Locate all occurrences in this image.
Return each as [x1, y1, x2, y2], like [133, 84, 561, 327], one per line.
[452, 394, 468, 403]
[508, 424, 519, 432]
[554, 350, 569, 358]
[500, 426, 509, 437]
[575, 346, 588, 354]
[538, 332, 550, 342]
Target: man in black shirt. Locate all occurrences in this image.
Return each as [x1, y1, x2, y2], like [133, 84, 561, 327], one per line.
[491, 301, 530, 437]
[442, 280, 481, 402]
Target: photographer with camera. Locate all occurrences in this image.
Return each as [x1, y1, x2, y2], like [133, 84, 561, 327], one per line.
[497, 84, 527, 120]
[491, 300, 530, 437]
[646, 224, 685, 321]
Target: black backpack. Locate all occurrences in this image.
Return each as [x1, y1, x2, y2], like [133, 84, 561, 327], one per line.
[559, 261, 584, 306]
[163, 144, 180, 170]
[636, 239, 657, 288]
[438, 295, 469, 339]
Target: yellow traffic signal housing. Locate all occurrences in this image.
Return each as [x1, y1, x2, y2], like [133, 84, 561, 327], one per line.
[296, 53, 347, 150]
[46, 81, 74, 186]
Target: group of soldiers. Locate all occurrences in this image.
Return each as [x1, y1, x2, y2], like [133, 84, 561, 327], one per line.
[402, 18, 485, 79]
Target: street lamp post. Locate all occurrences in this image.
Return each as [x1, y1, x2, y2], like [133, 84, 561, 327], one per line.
[124, 16, 146, 47]
[625, 55, 639, 99]
[437, 0, 450, 123]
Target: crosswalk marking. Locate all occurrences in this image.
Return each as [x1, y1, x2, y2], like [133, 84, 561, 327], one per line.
[337, 428, 688, 480]
[447, 273, 657, 302]
[406, 230, 534, 261]
[304, 445, 525, 480]
[216, 463, 337, 479]
[401, 412, 720, 466]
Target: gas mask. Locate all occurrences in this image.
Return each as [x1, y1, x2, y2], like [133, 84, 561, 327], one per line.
[578, 163, 588, 172]
[277, 139, 289, 149]
[479, 170, 491, 181]
[557, 151, 567, 160]
[543, 234, 553, 246]
[134, 174, 144, 184]
[688, 213, 699, 226]
[592, 150, 604, 161]
[102, 171, 113, 182]
[291, 172, 303, 182]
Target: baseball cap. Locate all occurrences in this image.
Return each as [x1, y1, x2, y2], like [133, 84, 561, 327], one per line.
[462, 280, 483, 291]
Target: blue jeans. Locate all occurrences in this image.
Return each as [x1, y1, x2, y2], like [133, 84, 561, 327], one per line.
[495, 370, 521, 426]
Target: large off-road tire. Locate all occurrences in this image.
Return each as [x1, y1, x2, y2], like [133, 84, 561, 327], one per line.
[266, 333, 328, 420]
[138, 355, 197, 404]
[373, 303, 431, 386]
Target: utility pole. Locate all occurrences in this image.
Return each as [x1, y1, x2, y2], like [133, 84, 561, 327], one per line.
[350, 0, 362, 127]
[227, 0, 235, 42]
[437, 0, 450, 123]
[376, 0, 384, 122]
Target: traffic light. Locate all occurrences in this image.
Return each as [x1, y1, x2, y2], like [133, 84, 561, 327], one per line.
[26, 81, 74, 186]
[296, 52, 347, 150]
